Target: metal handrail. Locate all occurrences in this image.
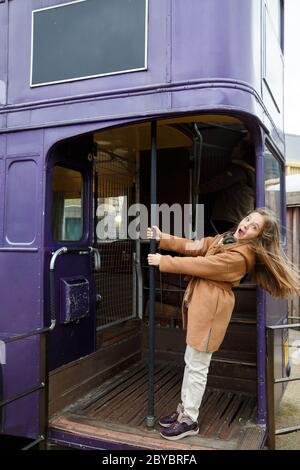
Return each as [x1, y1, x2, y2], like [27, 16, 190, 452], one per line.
[0, 247, 64, 447]
[0, 245, 100, 449]
[268, 323, 300, 330]
[0, 384, 45, 409]
[50, 246, 101, 271]
[267, 322, 300, 450]
[0, 319, 56, 407]
[0, 322, 54, 450]
[22, 437, 45, 451]
[2, 320, 56, 345]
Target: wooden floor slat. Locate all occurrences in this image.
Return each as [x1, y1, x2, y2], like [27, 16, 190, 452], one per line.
[223, 396, 255, 441]
[50, 361, 266, 450]
[101, 366, 170, 421]
[80, 362, 146, 412]
[199, 391, 232, 436]
[86, 364, 150, 415]
[122, 369, 178, 425]
[216, 394, 246, 440]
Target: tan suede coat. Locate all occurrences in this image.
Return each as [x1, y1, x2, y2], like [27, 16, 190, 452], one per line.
[159, 234, 255, 352]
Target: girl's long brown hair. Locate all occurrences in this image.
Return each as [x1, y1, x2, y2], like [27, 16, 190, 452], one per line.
[234, 208, 300, 299]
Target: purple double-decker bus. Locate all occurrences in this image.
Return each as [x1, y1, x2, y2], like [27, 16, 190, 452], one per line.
[0, 0, 291, 450]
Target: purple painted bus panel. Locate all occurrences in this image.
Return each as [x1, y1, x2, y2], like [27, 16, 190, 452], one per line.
[0, 1, 8, 107]
[6, 90, 173, 131]
[0, 155, 3, 247]
[0, 334, 40, 438]
[0, 0, 283, 139]
[4, 393, 39, 439]
[49, 428, 142, 451]
[0, 135, 4, 153]
[5, 159, 38, 246]
[6, 129, 44, 156]
[171, 87, 264, 121]
[0, 252, 41, 333]
[171, 0, 262, 90]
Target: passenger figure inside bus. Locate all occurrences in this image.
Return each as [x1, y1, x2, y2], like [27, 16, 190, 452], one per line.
[147, 209, 300, 441]
[197, 132, 255, 234]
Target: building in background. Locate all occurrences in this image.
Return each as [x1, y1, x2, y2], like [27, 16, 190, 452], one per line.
[285, 133, 300, 321]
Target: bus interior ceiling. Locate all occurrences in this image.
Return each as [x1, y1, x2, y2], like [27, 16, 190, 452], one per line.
[49, 116, 263, 450]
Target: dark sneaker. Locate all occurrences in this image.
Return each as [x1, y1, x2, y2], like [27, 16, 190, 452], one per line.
[158, 411, 179, 428]
[159, 403, 184, 428]
[160, 419, 199, 441]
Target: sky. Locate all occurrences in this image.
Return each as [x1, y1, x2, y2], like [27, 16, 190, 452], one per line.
[284, 0, 300, 136]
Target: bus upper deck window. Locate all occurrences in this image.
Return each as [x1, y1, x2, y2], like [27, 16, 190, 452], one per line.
[264, 148, 284, 240]
[52, 166, 83, 242]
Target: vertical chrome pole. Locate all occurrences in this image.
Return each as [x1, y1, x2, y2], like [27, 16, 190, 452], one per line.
[147, 121, 157, 428]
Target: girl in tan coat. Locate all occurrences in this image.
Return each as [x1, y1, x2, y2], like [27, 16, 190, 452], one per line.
[147, 208, 300, 441]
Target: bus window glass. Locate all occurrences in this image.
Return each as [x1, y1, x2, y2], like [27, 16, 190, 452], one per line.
[96, 195, 127, 240]
[52, 166, 83, 241]
[266, 0, 281, 43]
[264, 149, 282, 227]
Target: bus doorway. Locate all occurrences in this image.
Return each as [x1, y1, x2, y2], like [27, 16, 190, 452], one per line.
[48, 116, 266, 450]
[45, 136, 98, 370]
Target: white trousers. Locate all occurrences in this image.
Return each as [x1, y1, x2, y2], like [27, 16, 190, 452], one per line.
[180, 345, 212, 422]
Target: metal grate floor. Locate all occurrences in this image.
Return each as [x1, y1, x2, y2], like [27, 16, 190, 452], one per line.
[50, 362, 266, 450]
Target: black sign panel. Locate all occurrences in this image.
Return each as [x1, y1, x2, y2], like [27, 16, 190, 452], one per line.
[31, 0, 147, 86]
